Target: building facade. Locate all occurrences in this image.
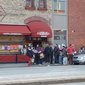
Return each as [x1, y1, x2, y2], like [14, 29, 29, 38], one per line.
[53, 0, 85, 51]
[52, 0, 68, 49]
[68, 0, 85, 51]
[0, 0, 52, 62]
[0, 0, 85, 63]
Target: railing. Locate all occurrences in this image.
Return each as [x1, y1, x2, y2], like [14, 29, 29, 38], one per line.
[0, 54, 29, 63]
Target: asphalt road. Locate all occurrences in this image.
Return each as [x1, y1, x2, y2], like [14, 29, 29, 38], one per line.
[0, 64, 85, 84]
[0, 65, 84, 78]
[47, 82, 85, 85]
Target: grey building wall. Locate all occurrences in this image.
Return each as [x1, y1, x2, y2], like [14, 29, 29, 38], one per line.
[52, 0, 68, 48]
[52, 0, 68, 30]
[53, 15, 68, 30]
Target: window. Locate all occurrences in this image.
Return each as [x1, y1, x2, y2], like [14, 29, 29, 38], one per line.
[38, 0, 47, 11]
[54, 0, 66, 14]
[54, 36, 60, 40]
[25, 0, 35, 10]
[26, 0, 32, 7]
[39, 0, 44, 7]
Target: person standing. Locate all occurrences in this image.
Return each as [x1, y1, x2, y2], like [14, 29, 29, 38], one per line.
[30, 44, 34, 50]
[62, 46, 68, 65]
[60, 46, 65, 65]
[66, 44, 75, 65]
[49, 46, 53, 64]
[23, 46, 27, 55]
[27, 47, 33, 66]
[44, 45, 53, 64]
[79, 45, 84, 53]
[38, 46, 44, 65]
[20, 45, 27, 55]
[44, 45, 51, 63]
[32, 47, 38, 64]
[54, 44, 60, 64]
[35, 44, 40, 64]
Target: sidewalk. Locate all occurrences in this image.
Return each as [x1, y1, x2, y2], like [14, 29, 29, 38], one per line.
[0, 62, 56, 68]
[0, 63, 28, 68]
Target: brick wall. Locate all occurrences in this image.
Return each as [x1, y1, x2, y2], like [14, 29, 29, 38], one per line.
[68, 0, 85, 51]
[0, 0, 52, 45]
[0, 0, 52, 28]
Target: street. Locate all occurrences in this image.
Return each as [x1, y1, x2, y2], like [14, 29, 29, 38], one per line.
[0, 64, 85, 84]
[0, 64, 85, 79]
[46, 82, 85, 85]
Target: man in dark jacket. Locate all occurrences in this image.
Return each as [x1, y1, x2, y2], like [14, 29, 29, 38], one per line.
[44, 45, 53, 63]
[27, 47, 33, 66]
[50, 46, 53, 64]
[54, 44, 60, 64]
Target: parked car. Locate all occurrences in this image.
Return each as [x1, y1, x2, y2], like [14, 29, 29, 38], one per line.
[73, 54, 85, 64]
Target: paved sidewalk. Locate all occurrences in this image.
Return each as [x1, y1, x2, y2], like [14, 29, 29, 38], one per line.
[0, 62, 55, 68]
[0, 63, 28, 68]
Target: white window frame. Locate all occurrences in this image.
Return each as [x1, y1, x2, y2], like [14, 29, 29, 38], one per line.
[53, 0, 66, 15]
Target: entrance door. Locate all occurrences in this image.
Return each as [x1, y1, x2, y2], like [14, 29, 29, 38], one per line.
[54, 30, 67, 50]
[33, 41, 41, 47]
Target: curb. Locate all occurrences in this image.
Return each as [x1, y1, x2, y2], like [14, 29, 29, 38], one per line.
[0, 64, 61, 68]
[0, 74, 85, 85]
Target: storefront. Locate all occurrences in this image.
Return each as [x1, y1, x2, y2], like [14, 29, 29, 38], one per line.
[0, 22, 52, 63]
[0, 24, 31, 63]
[27, 21, 52, 47]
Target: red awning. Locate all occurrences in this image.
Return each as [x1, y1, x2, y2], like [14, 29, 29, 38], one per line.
[28, 21, 52, 37]
[0, 25, 31, 35]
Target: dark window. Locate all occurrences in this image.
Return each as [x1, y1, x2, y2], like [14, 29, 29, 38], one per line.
[54, 36, 60, 40]
[25, 0, 35, 10]
[39, 0, 44, 7]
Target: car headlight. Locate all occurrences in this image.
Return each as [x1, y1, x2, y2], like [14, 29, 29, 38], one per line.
[81, 57, 84, 59]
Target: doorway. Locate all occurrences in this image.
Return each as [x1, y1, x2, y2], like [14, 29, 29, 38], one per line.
[33, 41, 41, 47]
[54, 30, 67, 50]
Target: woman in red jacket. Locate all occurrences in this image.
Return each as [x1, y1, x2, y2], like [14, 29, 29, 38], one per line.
[66, 44, 75, 65]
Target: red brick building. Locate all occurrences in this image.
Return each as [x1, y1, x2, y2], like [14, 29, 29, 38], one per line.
[68, 0, 85, 51]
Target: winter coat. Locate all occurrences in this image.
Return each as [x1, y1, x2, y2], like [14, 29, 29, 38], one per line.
[62, 49, 68, 57]
[36, 47, 39, 51]
[54, 47, 60, 55]
[38, 47, 44, 56]
[44, 46, 53, 56]
[66, 46, 75, 55]
[27, 49, 33, 58]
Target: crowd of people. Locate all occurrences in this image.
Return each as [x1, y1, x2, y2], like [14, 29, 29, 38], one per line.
[22, 44, 76, 66]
